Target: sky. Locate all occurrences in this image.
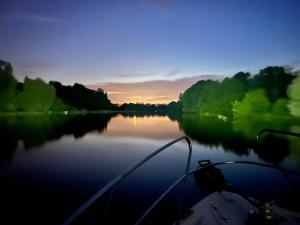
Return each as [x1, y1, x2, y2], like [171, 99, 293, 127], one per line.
[1, 0, 300, 104]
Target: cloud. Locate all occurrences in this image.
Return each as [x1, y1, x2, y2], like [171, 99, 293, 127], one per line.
[86, 75, 223, 104]
[291, 59, 300, 70]
[112, 71, 157, 78]
[0, 13, 57, 24]
[165, 68, 181, 77]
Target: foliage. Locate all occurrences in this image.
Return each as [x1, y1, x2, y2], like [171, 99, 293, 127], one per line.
[253, 66, 295, 101]
[119, 103, 167, 112]
[1, 59, 298, 118]
[182, 77, 246, 117]
[51, 97, 74, 111]
[165, 100, 182, 121]
[201, 78, 245, 116]
[0, 61, 18, 111]
[182, 80, 206, 113]
[182, 66, 296, 119]
[166, 101, 182, 113]
[288, 73, 300, 117]
[16, 77, 55, 112]
[271, 98, 289, 116]
[0, 59, 114, 112]
[232, 89, 271, 118]
[50, 81, 115, 110]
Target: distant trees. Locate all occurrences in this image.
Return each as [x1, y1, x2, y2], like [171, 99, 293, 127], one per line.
[0, 61, 18, 111]
[181, 66, 297, 118]
[119, 103, 167, 112]
[253, 66, 295, 101]
[182, 77, 246, 116]
[0, 60, 115, 112]
[1, 59, 298, 118]
[166, 100, 182, 113]
[49, 81, 115, 110]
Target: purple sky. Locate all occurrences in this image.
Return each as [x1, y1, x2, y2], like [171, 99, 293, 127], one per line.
[1, 0, 300, 103]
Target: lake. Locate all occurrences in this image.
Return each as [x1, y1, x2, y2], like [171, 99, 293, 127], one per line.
[0, 113, 299, 225]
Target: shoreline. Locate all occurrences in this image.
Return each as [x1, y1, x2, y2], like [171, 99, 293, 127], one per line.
[0, 110, 118, 116]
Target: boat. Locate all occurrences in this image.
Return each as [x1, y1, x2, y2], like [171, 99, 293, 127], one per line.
[181, 159, 300, 225]
[62, 129, 300, 225]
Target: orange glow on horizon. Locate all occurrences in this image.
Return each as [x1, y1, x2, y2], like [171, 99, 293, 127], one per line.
[111, 97, 177, 105]
[107, 93, 178, 104]
[114, 95, 176, 105]
[86, 75, 222, 105]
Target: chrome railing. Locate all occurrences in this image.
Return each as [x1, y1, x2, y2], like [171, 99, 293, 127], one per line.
[62, 136, 192, 225]
[257, 128, 300, 143]
[63, 129, 300, 225]
[189, 160, 300, 176]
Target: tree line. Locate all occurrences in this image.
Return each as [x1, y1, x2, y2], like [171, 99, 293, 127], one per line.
[181, 66, 300, 118]
[0, 60, 115, 112]
[1, 59, 300, 118]
[0, 59, 181, 113]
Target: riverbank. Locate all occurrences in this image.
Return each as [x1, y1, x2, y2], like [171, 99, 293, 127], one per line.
[0, 110, 118, 116]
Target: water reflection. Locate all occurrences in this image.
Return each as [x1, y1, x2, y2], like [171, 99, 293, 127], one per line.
[104, 114, 183, 139]
[179, 114, 300, 164]
[0, 113, 116, 164]
[0, 113, 300, 166]
[0, 113, 299, 225]
[179, 115, 250, 155]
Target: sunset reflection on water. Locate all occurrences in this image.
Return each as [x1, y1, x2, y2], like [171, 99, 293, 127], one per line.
[104, 114, 183, 139]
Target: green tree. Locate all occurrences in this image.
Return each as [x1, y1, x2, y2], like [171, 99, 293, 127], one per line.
[232, 89, 271, 118]
[50, 97, 73, 111]
[198, 78, 246, 116]
[182, 77, 246, 117]
[271, 98, 289, 116]
[17, 77, 55, 111]
[253, 66, 295, 102]
[0, 61, 18, 111]
[182, 80, 213, 113]
[288, 73, 300, 117]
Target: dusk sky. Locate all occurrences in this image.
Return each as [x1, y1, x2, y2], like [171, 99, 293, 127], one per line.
[1, 0, 300, 104]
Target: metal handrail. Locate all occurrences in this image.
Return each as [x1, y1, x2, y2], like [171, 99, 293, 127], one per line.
[257, 128, 300, 143]
[136, 159, 300, 225]
[135, 174, 187, 225]
[62, 136, 192, 225]
[189, 160, 300, 176]
[137, 159, 300, 224]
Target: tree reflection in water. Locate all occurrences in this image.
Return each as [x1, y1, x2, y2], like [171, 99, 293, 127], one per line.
[0, 112, 300, 166]
[0, 113, 116, 164]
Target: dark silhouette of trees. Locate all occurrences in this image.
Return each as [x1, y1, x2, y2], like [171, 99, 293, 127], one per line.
[49, 81, 115, 111]
[1, 59, 298, 119]
[119, 103, 168, 115]
[0, 60, 18, 111]
[253, 66, 296, 102]
[0, 113, 116, 164]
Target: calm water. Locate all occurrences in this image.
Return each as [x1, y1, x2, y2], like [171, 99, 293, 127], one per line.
[0, 113, 299, 225]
